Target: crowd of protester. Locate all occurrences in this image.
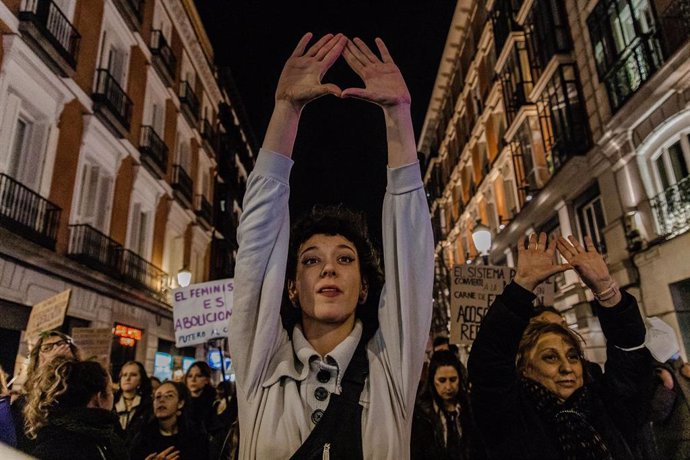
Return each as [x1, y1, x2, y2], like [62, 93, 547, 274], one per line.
[1, 32, 690, 459]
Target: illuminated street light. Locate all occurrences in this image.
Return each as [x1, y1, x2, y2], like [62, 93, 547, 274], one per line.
[177, 267, 192, 287]
[472, 222, 492, 265]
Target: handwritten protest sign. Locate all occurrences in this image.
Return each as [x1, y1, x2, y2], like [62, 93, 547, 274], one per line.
[71, 328, 112, 368]
[450, 265, 554, 345]
[25, 290, 71, 340]
[172, 279, 234, 347]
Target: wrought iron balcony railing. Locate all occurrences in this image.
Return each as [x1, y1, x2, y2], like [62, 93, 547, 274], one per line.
[195, 194, 213, 229]
[172, 165, 193, 208]
[651, 175, 690, 239]
[121, 249, 168, 294]
[179, 81, 199, 125]
[139, 126, 168, 179]
[0, 173, 61, 249]
[68, 224, 123, 278]
[93, 69, 133, 137]
[68, 224, 169, 295]
[201, 119, 217, 153]
[18, 0, 81, 75]
[602, 35, 664, 112]
[150, 30, 176, 85]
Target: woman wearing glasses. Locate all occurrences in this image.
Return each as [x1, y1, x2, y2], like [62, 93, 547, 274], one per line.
[12, 331, 81, 453]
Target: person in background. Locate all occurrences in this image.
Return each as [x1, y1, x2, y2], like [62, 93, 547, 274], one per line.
[433, 336, 450, 353]
[114, 361, 153, 445]
[24, 358, 127, 460]
[0, 365, 16, 447]
[649, 356, 690, 459]
[185, 362, 220, 431]
[129, 381, 207, 460]
[469, 234, 653, 459]
[411, 350, 480, 460]
[11, 330, 80, 453]
[150, 376, 162, 395]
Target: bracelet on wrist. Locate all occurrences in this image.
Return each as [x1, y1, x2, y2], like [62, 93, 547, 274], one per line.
[594, 281, 619, 302]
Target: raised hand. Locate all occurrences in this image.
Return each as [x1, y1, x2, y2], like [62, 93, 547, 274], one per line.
[145, 446, 181, 460]
[275, 33, 347, 111]
[513, 233, 571, 292]
[557, 235, 613, 295]
[341, 37, 411, 108]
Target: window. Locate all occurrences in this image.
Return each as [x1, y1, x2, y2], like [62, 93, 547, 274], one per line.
[98, 31, 129, 85]
[524, 0, 572, 82]
[652, 140, 690, 193]
[573, 184, 607, 256]
[128, 203, 150, 256]
[537, 65, 591, 173]
[76, 162, 113, 232]
[587, 0, 663, 111]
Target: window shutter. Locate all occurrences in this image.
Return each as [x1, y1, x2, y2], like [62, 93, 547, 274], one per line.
[95, 174, 112, 232]
[129, 202, 141, 251]
[152, 103, 164, 136]
[138, 212, 149, 257]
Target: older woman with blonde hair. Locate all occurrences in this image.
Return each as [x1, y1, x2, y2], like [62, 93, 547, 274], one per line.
[469, 233, 653, 459]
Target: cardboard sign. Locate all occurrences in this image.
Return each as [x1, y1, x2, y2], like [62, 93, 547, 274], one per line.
[25, 290, 71, 340]
[71, 327, 113, 368]
[450, 265, 554, 345]
[172, 279, 234, 347]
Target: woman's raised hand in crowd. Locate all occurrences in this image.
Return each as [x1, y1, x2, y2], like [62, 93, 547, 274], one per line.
[513, 233, 571, 292]
[341, 37, 411, 108]
[557, 235, 621, 306]
[275, 33, 347, 112]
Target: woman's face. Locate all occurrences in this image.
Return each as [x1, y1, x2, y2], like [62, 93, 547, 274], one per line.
[186, 366, 209, 396]
[120, 363, 141, 393]
[523, 332, 583, 401]
[290, 234, 365, 328]
[38, 335, 74, 366]
[433, 365, 460, 404]
[154, 383, 183, 420]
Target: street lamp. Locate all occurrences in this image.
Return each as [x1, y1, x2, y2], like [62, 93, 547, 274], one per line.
[177, 267, 192, 287]
[472, 222, 492, 265]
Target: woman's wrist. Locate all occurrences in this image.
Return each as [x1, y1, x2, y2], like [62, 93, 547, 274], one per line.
[513, 276, 537, 292]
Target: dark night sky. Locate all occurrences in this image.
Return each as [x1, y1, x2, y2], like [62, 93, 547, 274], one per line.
[196, 0, 455, 244]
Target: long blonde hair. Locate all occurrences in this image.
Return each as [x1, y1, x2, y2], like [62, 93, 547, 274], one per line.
[23, 331, 80, 397]
[23, 357, 109, 439]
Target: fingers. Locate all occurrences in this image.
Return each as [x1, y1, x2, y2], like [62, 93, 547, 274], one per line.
[292, 32, 314, 57]
[556, 237, 576, 261]
[567, 235, 586, 254]
[346, 39, 372, 68]
[584, 235, 597, 253]
[528, 233, 538, 250]
[314, 33, 345, 62]
[304, 33, 335, 58]
[353, 37, 380, 63]
[537, 232, 547, 250]
[320, 83, 343, 98]
[375, 37, 394, 63]
[341, 87, 370, 101]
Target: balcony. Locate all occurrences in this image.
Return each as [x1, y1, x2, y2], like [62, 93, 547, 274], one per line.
[172, 165, 193, 209]
[210, 237, 236, 280]
[18, 0, 81, 77]
[601, 35, 664, 112]
[179, 81, 199, 126]
[492, 0, 521, 56]
[0, 174, 60, 250]
[200, 119, 218, 155]
[657, 0, 690, 57]
[150, 30, 176, 87]
[68, 224, 122, 279]
[501, 42, 533, 125]
[112, 0, 143, 32]
[195, 194, 213, 230]
[121, 249, 168, 295]
[139, 126, 168, 180]
[93, 69, 133, 138]
[651, 175, 690, 239]
[524, 0, 572, 82]
[69, 224, 168, 295]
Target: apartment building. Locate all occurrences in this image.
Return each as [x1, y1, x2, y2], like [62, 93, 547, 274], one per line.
[421, 0, 690, 362]
[0, 0, 253, 379]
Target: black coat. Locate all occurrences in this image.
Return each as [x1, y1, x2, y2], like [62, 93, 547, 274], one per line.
[411, 398, 476, 460]
[32, 408, 129, 460]
[129, 417, 209, 460]
[467, 282, 653, 460]
[113, 393, 153, 446]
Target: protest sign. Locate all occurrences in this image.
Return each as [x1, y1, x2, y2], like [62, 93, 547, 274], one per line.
[71, 328, 112, 368]
[172, 278, 234, 347]
[450, 265, 554, 345]
[25, 290, 71, 340]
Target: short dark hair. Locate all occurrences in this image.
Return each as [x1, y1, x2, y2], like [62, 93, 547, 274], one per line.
[283, 205, 384, 339]
[433, 336, 450, 349]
